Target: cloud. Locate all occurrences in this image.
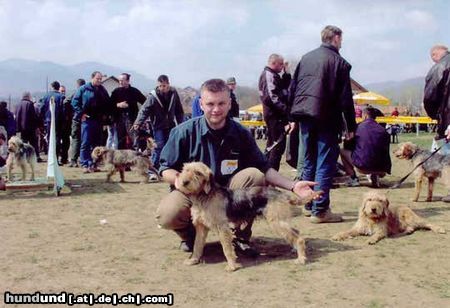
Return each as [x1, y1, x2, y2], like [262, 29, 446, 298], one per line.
[0, 0, 447, 87]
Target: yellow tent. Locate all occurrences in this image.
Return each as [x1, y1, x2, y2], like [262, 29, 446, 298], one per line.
[247, 104, 263, 113]
[353, 91, 391, 105]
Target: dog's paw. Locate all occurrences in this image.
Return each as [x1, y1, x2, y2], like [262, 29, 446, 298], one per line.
[331, 234, 344, 241]
[426, 197, 432, 202]
[294, 256, 307, 265]
[366, 239, 378, 245]
[225, 262, 242, 272]
[436, 227, 446, 234]
[412, 198, 419, 202]
[184, 258, 200, 266]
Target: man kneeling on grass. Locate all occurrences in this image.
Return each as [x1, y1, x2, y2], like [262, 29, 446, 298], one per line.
[340, 106, 391, 188]
[155, 78, 317, 256]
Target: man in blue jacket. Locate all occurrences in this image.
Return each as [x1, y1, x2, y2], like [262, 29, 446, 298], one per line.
[40, 81, 64, 163]
[72, 71, 111, 173]
[133, 75, 184, 179]
[290, 25, 356, 223]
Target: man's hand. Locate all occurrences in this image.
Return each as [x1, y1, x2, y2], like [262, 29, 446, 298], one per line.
[292, 181, 321, 202]
[285, 122, 296, 134]
[131, 124, 140, 131]
[283, 61, 290, 74]
[117, 101, 129, 109]
[344, 131, 354, 141]
[81, 114, 89, 122]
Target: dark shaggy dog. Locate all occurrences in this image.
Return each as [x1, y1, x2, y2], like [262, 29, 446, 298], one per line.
[6, 136, 37, 181]
[175, 162, 310, 272]
[393, 142, 450, 202]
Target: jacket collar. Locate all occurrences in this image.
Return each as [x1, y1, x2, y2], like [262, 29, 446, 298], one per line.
[199, 116, 235, 138]
[321, 43, 340, 55]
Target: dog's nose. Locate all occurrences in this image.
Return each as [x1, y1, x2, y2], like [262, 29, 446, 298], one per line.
[371, 208, 377, 214]
[182, 180, 190, 186]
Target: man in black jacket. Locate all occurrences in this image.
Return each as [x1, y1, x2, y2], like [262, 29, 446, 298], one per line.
[423, 44, 450, 201]
[258, 54, 292, 171]
[133, 75, 184, 177]
[111, 73, 147, 150]
[15, 92, 41, 162]
[290, 25, 356, 223]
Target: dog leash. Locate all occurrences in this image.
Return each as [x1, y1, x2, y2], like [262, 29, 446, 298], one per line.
[264, 130, 289, 156]
[390, 144, 443, 189]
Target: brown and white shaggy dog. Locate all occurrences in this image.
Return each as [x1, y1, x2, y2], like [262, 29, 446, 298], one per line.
[393, 142, 450, 202]
[175, 161, 307, 272]
[332, 191, 446, 245]
[91, 138, 158, 183]
[6, 136, 37, 181]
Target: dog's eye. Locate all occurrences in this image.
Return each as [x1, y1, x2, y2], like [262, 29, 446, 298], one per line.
[193, 171, 203, 177]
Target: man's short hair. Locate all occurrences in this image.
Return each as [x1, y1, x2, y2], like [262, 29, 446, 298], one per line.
[51, 81, 60, 90]
[120, 73, 131, 80]
[268, 53, 283, 64]
[430, 44, 448, 52]
[22, 91, 31, 100]
[91, 71, 102, 78]
[363, 106, 377, 119]
[77, 78, 86, 87]
[0, 101, 7, 108]
[200, 79, 230, 95]
[157, 75, 169, 83]
[321, 25, 342, 44]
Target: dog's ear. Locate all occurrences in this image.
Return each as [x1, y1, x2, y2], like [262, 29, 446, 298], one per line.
[382, 198, 390, 216]
[202, 169, 215, 194]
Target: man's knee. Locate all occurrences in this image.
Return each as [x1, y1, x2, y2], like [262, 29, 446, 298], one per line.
[229, 167, 266, 189]
[155, 190, 192, 230]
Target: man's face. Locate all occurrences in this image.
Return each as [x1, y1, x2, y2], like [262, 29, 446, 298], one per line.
[227, 83, 236, 91]
[200, 89, 231, 129]
[92, 73, 103, 86]
[272, 59, 284, 73]
[119, 75, 130, 88]
[59, 86, 66, 95]
[157, 81, 170, 94]
[431, 48, 445, 63]
[332, 34, 342, 49]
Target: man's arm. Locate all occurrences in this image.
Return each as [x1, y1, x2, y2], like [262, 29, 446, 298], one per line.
[161, 169, 179, 185]
[173, 91, 184, 125]
[265, 71, 288, 114]
[133, 97, 153, 129]
[424, 66, 444, 119]
[71, 88, 83, 121]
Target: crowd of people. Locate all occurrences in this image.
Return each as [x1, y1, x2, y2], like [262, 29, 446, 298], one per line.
[0, 25, 449, 256]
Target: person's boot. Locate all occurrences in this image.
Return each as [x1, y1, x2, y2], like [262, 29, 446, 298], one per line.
[310, 210, 343, 224]
[174, 225, 196, 252]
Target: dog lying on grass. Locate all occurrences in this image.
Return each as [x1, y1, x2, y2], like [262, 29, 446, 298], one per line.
[332, 191, 446, 245]
[174, 162, 315, 272]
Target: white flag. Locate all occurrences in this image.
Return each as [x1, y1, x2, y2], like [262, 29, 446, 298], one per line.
[47, 96, 65, 189]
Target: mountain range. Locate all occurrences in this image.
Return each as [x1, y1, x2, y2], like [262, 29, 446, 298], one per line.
[0, 58, 427, 112]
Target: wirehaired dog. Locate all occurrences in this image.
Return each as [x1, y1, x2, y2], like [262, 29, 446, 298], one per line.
[332, 191, 446, 245]
[175, 162, 308, 272]
[393, 142, 450, 202]
[6, 136, 37, 181]
[91, 138, 158, 183]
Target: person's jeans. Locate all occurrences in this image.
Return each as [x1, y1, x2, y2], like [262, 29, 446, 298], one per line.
[265, 118, 287, 171]
[80, 118, 102, 168]
[300, 119, 340, 216]
[106, 124, 118, 149]
[152, 128, 170, 169]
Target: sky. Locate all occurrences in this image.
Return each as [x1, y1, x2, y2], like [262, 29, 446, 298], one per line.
[0, 0, 449, 88]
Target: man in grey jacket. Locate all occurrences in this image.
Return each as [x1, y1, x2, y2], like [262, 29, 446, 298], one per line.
[133, 75, 184, 179]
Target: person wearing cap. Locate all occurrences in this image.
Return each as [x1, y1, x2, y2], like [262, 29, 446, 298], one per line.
[226, 77, 240, 118]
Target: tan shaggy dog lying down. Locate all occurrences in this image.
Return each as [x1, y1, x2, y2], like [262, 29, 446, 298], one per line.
[332, 191, 446, 245]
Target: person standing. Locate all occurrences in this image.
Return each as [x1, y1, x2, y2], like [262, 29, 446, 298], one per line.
[59, 85, 71, 164]
[258, 54, 292, 171]
[110, 73, 147, 149]
[15, 92, 41, 162]
[72, 71, 112, 173]
[423, 44, 450, 201]
[290, 25, 356, 223]
[133, 75, 184, 180]
[68, 79, 86, 167]
[226, 77, 240, 118]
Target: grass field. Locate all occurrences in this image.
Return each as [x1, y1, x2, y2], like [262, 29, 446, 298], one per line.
[1, 132, 449, 308]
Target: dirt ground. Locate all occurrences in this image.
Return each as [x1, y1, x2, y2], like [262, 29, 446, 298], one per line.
[1, 134, 450, 308]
